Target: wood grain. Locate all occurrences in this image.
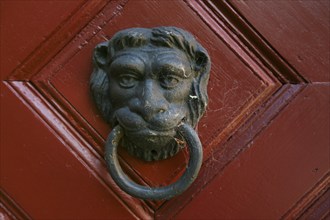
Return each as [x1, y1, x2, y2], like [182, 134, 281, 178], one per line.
[0, 83, 138, 219]
[47, 0, 277, 193]
[175, 84, 330, 219]
[230, 0, 330, 82]
[0, 0, 84, 80]
[1, 0, 329, 219]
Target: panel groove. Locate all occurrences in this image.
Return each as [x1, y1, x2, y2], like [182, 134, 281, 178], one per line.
[156, 84, 306, 219]
[9, 0, 282, 212]
[184, 0, 281, 157]
[30, 79, 157, 210]
[0, 189, 31, 220]
[7, 0, 110, 80]
[185, 0, 278, 85]
[209, 0, 308, 84]
[3, 0, 313, 217]
[282, 172, 330, 219]
[4, 81, 153, 219]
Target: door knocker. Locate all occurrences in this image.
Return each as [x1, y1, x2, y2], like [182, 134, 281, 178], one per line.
[90, 27, 211, 200]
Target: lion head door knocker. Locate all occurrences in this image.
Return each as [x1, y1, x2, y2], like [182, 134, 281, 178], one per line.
[90, 27, 210, 200]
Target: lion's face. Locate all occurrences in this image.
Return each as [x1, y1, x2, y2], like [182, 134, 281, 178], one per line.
[90, 27, 211, 161]
[107, 46, 194, 161]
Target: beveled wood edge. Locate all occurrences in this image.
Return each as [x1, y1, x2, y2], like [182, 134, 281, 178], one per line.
[0, 188, 31, 220]
[7, 0, 125, 81]
[4, 81, 154, 220]
[156, 84, 306, 219]
[205, 0, 308, 84]
[186, 0, 280, 85]
[282, 172, 330, 219]
[3, 0, 305, 215]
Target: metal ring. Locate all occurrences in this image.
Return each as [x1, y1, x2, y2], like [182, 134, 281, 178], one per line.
[104, 123, 203, 200]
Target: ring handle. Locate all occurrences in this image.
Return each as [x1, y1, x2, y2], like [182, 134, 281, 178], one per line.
[104, 123, 203, 200]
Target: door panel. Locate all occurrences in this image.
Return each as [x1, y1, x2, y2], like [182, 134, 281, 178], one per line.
[48, 0, 275, 188]
[176, 84, 330, 219]
[1, 0, 329, 219]
[230, 0, 330, 82]
[1, 84, 134, 219]
[0, 0, 84, 79]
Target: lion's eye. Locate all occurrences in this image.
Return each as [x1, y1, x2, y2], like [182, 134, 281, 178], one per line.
[160, 75, 180, 89]
[118, 74, 138, 88]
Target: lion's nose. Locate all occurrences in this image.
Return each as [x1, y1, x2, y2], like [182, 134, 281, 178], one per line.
[129, 79, 169, 121]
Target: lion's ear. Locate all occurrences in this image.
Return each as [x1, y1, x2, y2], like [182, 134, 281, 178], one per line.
[188, 47, 211, 127]
[195, 48, 210, 74]
[195, 47, 211, 96]
[93, 42, 109, 67]
[90, 41, 113, 124]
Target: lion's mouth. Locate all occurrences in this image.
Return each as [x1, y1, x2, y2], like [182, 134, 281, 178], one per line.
[113, 107, 186, 133]
[126, 128, 176, 138]
[115, 113, 183, 136]
[112, 109, 187, 161]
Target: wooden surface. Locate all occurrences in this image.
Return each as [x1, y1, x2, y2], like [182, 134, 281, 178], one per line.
[230, 0, 330, 82]
[175, 84, 329, 219]
[1, 0, 329, 219]
[0, 0, 84, 79]
[1, 83, 134, 219]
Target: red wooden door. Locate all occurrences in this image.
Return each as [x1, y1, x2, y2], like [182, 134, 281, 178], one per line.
[1, 1, 329, 219]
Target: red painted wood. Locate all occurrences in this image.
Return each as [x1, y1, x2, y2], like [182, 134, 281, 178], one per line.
[155, 84, 305, 219]
[0, 206, 12, 220]
[204, 0, 307, 84]
[0, 0, 84, 80]
[230, 0, 330, 82]
[48, 0, 272, 189]
[1, 0, 329, 219]
[0, 190, 30, 219]
[0, 83, 134, 219]
[298, 188, 330, 220]
[176, 84, 330, 219]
